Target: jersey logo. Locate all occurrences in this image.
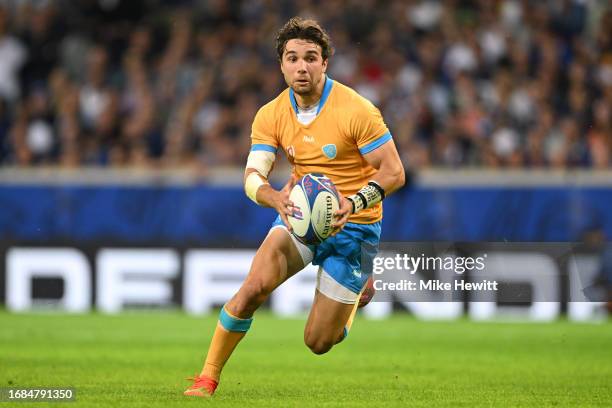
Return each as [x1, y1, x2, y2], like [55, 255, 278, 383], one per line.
[303, 135, 314, 143]
[322, 144, 337, 159]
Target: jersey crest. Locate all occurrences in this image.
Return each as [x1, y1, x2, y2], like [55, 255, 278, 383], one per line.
[322, 144, 337, 159]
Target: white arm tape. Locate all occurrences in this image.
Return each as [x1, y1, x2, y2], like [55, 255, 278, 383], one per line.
[246, 150, 275, 178]
[245, 172, 268, 205]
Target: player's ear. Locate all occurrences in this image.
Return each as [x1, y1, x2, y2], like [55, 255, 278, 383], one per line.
[322, 58, 328, 73]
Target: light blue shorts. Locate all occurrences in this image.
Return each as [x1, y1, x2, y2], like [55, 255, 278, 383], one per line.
[272, 216, 381, 294]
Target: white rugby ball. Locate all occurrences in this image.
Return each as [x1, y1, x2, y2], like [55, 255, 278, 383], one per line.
[287, 173, 340, 245]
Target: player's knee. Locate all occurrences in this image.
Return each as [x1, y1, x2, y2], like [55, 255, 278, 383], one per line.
[248, 278, 275, 300]
[232, 248, 285, 316]
[307, 339, 334, 355]
[304, 332, 334, 355]
[233, 279, 273, 315]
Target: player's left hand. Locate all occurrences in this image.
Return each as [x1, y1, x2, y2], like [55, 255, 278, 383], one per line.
[331, 194, 352, 236]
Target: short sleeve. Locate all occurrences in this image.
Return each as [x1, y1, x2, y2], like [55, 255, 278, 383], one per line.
[251, 106, 278, 153]
[352, 100, 392, 155]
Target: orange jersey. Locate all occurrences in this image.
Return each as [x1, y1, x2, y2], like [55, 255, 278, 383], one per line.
[250, 76, 392, 224]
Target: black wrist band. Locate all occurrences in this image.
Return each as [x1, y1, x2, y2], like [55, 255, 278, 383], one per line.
[347, 197, 356, 214]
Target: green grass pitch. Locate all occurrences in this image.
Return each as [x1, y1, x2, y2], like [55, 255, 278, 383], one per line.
[1, 310, 611, 407]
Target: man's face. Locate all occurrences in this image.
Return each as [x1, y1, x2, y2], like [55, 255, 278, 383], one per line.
[280, 38, 328, 96]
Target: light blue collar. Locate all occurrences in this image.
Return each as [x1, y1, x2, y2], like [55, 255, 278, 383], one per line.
[289, 75, 334, 115]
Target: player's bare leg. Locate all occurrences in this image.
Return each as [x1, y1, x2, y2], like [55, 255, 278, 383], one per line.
[303, 290, 357, 355]
[185, 227, 305, 397]
[225, 228, 305, 318]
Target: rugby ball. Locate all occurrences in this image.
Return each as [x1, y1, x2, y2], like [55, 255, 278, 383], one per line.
[288, 173, 341, 245]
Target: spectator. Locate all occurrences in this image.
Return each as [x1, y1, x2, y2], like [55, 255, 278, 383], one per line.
[0, 6, 26, 103]
[0, 0, 608, 170]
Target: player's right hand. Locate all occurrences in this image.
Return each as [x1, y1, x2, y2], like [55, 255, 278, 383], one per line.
[274, 174, 298, 232]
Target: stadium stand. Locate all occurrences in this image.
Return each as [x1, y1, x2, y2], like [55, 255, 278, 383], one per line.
[0, 0, 610, 169]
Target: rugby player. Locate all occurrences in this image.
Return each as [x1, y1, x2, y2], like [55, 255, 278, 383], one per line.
[185, 16, 405, 397]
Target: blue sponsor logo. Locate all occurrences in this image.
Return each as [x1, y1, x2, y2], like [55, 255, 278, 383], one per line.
[322, 144, 337, 159]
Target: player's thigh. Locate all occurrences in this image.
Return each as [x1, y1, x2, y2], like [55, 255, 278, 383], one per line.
[248, 227, 306, 285]
[304, 289, 354, 344]
[228, 227, 307, 314]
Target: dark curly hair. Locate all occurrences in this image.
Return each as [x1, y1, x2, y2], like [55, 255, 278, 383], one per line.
[276, 17, 333, 61]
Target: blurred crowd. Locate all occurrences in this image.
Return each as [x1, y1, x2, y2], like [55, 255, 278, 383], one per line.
[0, 0, 610, 170]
